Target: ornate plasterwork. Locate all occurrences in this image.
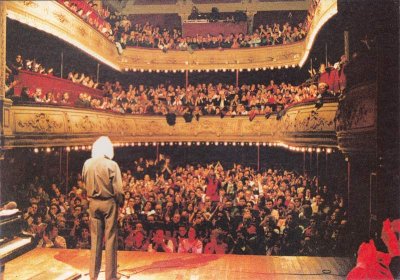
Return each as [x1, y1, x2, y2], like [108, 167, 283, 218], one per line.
[4, 101, 339, 148]
[335, 82, 377, 155]
[5, 1, 121, 71]
[335, 83, 377, 132]
[5, 0, 338, 71]
[16, 113, 62, 132]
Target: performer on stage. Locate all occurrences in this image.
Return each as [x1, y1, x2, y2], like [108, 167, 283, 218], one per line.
[82, 136, 124, 280]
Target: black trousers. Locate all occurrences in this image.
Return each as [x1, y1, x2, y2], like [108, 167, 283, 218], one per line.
[88, 199, 118, 280]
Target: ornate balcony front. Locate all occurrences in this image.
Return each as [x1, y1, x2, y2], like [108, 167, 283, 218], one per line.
[3, 100, 338, 149]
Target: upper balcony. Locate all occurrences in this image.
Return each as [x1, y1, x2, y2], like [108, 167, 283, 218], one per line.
[5, 0, 338, 72]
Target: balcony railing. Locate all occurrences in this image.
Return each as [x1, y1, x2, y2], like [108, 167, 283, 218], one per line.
[3, 98, 338, 149]
[5, 0, 338, 71]
[13, 70, 104, 102]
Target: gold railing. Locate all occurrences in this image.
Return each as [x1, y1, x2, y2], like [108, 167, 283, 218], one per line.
[3, 100, 338, 148]
[5, 0, 338, 71]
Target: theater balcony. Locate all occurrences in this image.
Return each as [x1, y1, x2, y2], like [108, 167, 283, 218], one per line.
[4, 0, 338, 71]
[13, 70, 104, 102]
[2, 98, 338, 150]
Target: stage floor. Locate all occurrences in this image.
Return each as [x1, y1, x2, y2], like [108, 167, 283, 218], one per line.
[3, 248, 354, 279]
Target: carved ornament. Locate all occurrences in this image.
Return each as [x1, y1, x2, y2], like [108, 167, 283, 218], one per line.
[17, 113, 62, 132]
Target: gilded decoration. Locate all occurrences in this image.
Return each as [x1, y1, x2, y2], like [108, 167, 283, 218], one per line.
[53, 12, 68, 24]
[16, 113, 62, 132]
[7, 102, 339, 148]
[23, 1, 38, 8]
[75, 115, 97, 131]
[296, 110, 334, 131]
[6, 0, 337, 71]
[335, 83, 377, 132]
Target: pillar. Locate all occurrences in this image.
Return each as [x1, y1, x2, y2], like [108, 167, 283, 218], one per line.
[0, 1, 9, 197]
[0, 1, 6, 101]
[246, 11, 256, 34]
[344, 31, 350, 61]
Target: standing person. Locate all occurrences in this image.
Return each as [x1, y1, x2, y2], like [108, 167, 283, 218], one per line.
[82, 136, 124, 280]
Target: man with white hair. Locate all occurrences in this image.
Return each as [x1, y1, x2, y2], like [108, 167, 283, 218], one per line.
[82, 136, 124, 280]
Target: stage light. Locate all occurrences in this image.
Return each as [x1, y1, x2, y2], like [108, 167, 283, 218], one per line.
[144, 142, 149, 146]
[153, 142, 157, 146]
[222, 69, 226, 72]
[231, 69, 235, 72]
[187, 142, 192, 146]
[74, 146, 79, 151]
[262, 142, 266, 146]
[255, 68, 259, 71]
[270, 66, 274, 70]
[232, 142, 237, 146]
[215, 142, 219, 146]
[178, 142, 182, 146]
[148, 69, 152, 73]
[46, 147, 51, 153]
[249, 142, 253, 146]
[301, 147, 306, 152]
[156, 69, 160, 73]
[34, 148, 39, 153]
[138, 143, 142, 147]
[239, 69, 243, 72]
[278, 66, 282, 69]
[256, 142, 260, 146]
[224, 142, 228, 146]
[285, 65, 289, 69]
[316, 148, 321, 153]
[66, 147, 71, 152]
[308, 147, 312, 153]
[161, 142, 165, 146]
[292, 64, 296, 68]
[81, 146, 86, 150]
[262, 67, 267, 71]
[189, 69, 193, 73]
[169, 142, 174, 146]
[326, 148, 332, 154]
[206, 142, 210, 146]
[268, 143, 272, 147]
[196, 142, 200, 146]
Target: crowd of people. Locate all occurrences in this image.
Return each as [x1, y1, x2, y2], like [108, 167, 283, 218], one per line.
[120, 22, 307, 52]
[7, 51, 343, 119]
[20, 155, 349, 256]
[17, 78, 332, 118]
[59, 0, 322, 52]
[59, 0, 113, 41]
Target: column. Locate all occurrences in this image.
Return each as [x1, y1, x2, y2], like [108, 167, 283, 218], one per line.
[0, 1, 12, 143]
[0, 1, 6, 101]
[246, 11, 256, 34]
[344, 31, 350, 61]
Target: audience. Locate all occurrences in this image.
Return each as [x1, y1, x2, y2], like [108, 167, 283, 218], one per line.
[18, 155, 350, 257]
[58, 0, 322, 51]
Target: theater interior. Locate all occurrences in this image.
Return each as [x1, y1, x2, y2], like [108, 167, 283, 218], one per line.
[0, 0, 398, 279]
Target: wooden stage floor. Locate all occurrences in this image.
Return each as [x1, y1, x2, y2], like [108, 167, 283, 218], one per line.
[4, 248, 354, 280]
